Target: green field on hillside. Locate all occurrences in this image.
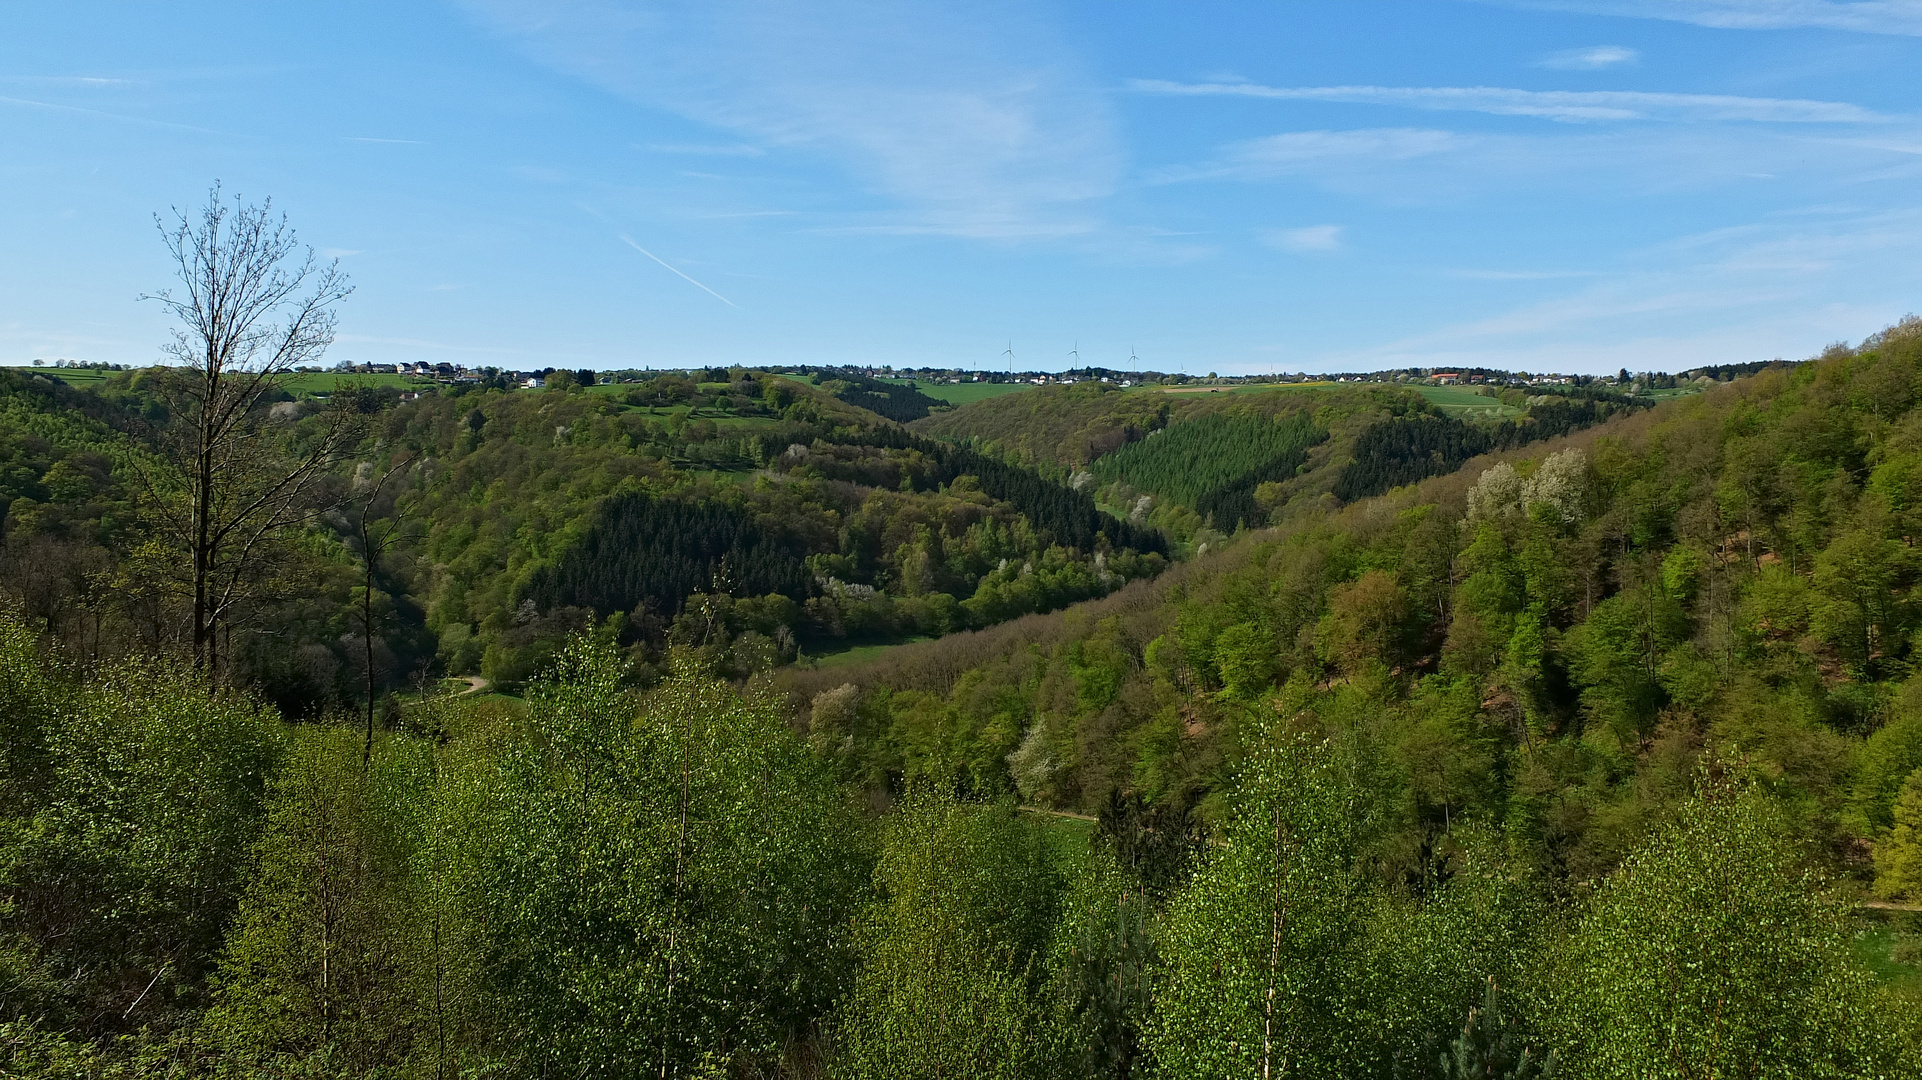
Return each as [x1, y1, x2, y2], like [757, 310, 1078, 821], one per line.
[1, 366, 439, 396]
[884, 378, 1034, 405]
[1155, 380, 1524, 419]
[1639, 384, 1706, 402]
[584, 380, 725, 396]
[805, 636, 933, 669]
[1413, 383, 1524, 418]
[284, 372, 435, 395]
[1157, 380, 1332, 396]
[3, 366, 117, 387]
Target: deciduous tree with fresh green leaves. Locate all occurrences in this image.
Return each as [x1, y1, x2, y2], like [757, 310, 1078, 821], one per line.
[1541, 769, 1912, 1077]
[835, 789, 1066, 1080]
[1144, 735, 1372, 1079]
[1874, 768, 1922, 901]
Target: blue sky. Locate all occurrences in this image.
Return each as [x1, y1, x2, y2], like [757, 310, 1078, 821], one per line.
[5, 1, 1922, 375]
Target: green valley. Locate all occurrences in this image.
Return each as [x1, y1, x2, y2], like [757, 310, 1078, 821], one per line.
[4, 206, 1919, 1078]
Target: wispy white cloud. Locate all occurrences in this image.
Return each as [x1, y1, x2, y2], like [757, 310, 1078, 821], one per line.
[1320, 206, 1922, 370]
[1262, 224, 1345, 252]
[1537, 45, 1641, 69]
[1131, 79, 1888, 123]
[345, 136, 424, 144]
[1155, 121, 1922, 202]
[1241, 128, 1466, 163]
[1153, 128, 1462, 183]
[320, 248, 362, 259]
[466, 1, 1122, 241]
[1510, 1, 1922, 36]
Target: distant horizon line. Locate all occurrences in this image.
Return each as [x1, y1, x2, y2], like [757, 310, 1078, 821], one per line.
[2, 356, 1797, 382]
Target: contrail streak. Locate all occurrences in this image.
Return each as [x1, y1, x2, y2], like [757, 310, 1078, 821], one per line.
[618, 234, 739, 309]
[0, 95, 227, 134]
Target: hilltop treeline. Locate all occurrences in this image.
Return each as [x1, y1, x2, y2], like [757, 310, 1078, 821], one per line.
[919, 382, 1643, 547]
[1332, 396, 1641, 501]
[913, 380, 1176, 468]
[813, 367, 948, 423]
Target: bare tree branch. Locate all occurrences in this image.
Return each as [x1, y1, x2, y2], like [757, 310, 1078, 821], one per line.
[140, 184, 359, 674]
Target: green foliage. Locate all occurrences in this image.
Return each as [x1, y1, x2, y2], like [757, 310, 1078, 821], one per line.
[834, 790, 1065, 1080]
[1092, 411, 1325, 530]
[1211, 622, 1274, 700]
[1875, 769, 1922, 900]
[0, 647, 283, 1039]
[20, 325, 1922, 1075]
[814, 367, 946, 423]
[520, 490, 809, 616]
[1353, 854, 1552, 1079]
[0, 609, 61, 808]
[1145, 735, 1371, 1078]
[1852, 685, 1922, 833]
[205, 726, 436, 1072]
[1431, 978, 1556, 1080]
[1044, 849, 1156, 1079]
[1333, 396, 1628, 502]
[469, 639, 871, 1075]
[1540, 771, 1910, 1077]
[402, 385, 1162, 689]
[913, 381, 1173, 469]
[1, 360, 1170, 710]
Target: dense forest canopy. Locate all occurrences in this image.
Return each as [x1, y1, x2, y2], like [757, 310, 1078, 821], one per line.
[914, 379, 1648, 547]
[0, 362, 1175, 706]
[810, 366, 948, 423]
[1091, 409, 1327, 531]
[6, 306, 1922, 1076]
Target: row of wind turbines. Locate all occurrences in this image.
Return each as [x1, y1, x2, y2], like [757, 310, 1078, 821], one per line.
[1000, 340, 1144, 373]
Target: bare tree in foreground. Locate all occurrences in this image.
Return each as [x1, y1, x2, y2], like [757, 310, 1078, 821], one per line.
[142, 185, 359, 673]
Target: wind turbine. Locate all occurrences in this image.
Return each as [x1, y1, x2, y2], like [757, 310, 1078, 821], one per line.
[1003, 340, 1014, 379]
[1068, 340, 1080, 369]
[1128, 345, 1140, 369]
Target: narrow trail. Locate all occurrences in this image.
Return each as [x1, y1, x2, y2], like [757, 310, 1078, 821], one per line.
[402, 676, 491, 711]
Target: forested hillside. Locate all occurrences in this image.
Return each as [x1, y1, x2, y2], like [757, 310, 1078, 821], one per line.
[811, 366, 948, 422]
[920, 380, 1646, 545]
[8, 320, 1922, 1076]
[0, 364, 1170, 718]
[780, 336, 1922, 851]
[1091, 409, 1327, 533]
[912, 380, 1176, 467]
[1331, 393, 1636, 502]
